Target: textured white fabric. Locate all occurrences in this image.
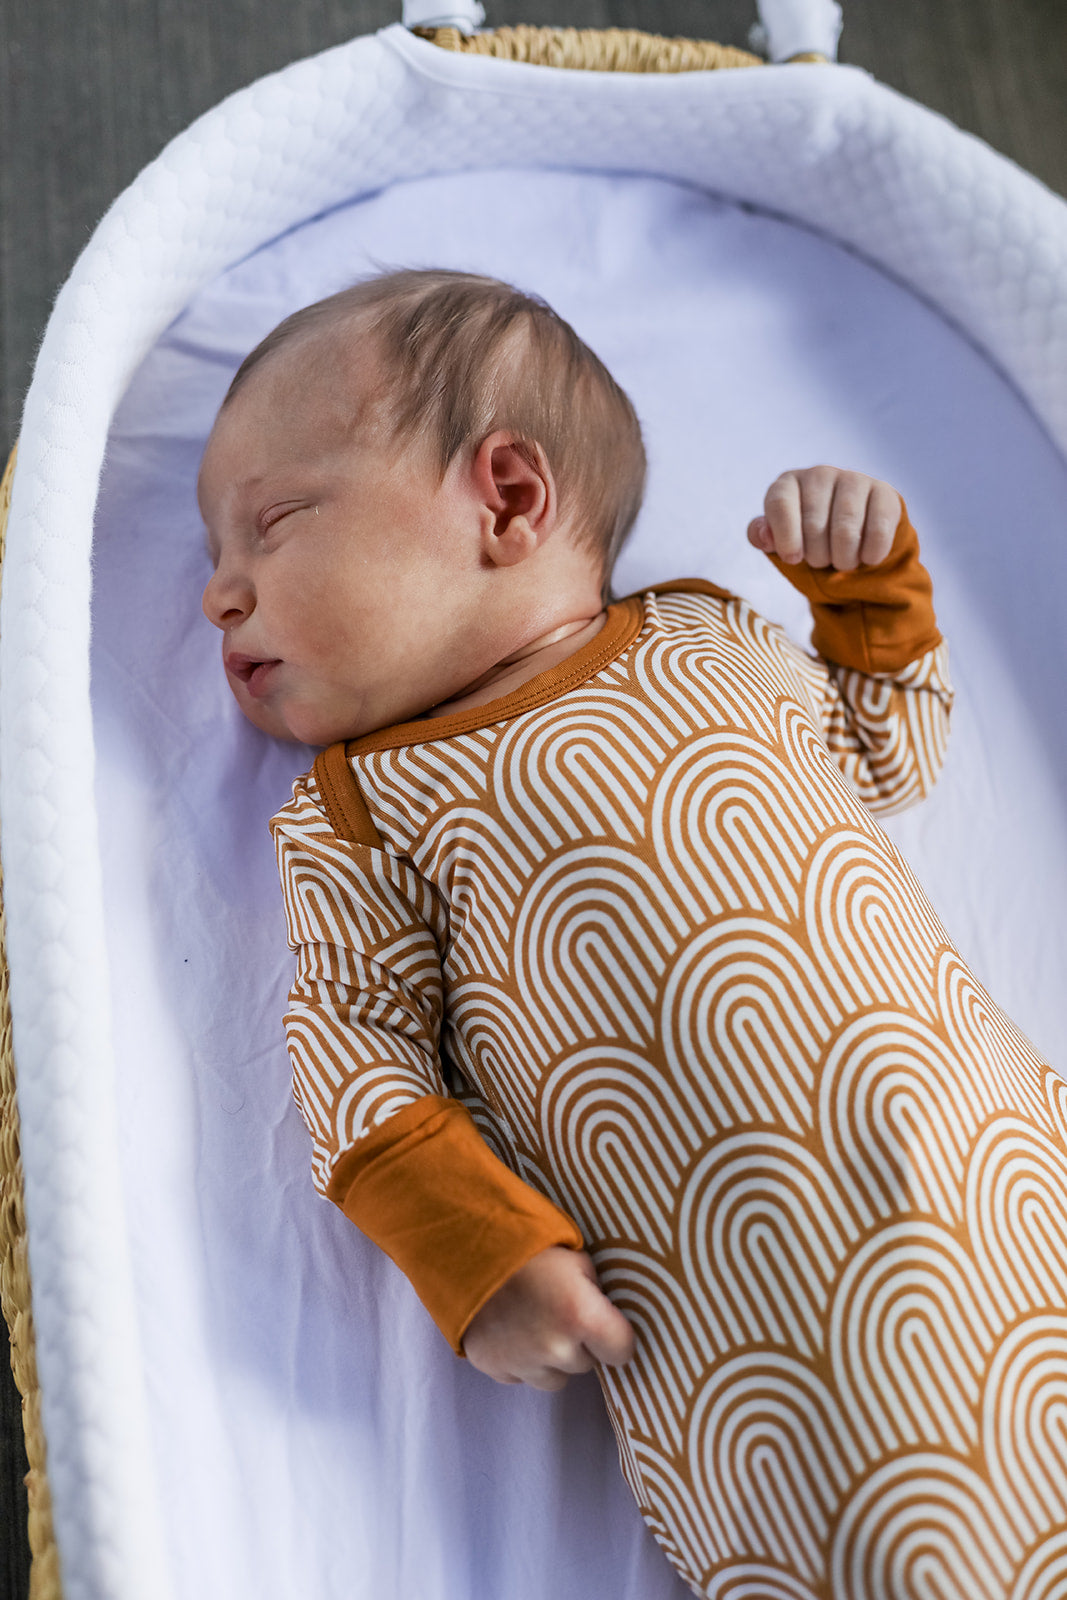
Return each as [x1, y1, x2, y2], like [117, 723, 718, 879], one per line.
[3, 26, 1067, 1599]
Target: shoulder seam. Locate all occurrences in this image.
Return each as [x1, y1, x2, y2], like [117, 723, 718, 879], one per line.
[312, 744, 384, 848]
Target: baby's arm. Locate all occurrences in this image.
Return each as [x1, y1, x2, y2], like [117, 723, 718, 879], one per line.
[749, 467, 953, 815]
[272, 773, 630, 1379]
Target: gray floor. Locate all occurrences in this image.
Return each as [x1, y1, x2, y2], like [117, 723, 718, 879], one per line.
[0, 0, 1065, 1593]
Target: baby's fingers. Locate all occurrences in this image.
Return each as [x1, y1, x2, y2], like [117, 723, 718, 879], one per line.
[827, 474, 871, 570]
[530, 1270, 635, 1386]
[746, 515, 774, 553]
[829, 474, 901, 569]
[858, 479, 902, 566]
[754, 468, 903, 571]
[577, 1284, 636, 1370]
[760, 471, 804, 564]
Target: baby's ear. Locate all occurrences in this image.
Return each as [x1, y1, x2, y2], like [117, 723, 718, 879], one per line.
[473, 431, 557, 567]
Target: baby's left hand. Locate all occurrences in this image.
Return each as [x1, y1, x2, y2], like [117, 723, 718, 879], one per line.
[747, 466, 902, 571]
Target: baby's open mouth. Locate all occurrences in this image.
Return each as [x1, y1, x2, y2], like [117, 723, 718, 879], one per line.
[226, 653, 282, 696]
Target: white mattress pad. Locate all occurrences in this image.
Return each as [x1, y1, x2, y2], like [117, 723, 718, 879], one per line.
[3, 25, 1067, 1599]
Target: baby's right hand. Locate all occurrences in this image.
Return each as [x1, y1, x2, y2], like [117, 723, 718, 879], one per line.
[462, 1246, 635, 1390]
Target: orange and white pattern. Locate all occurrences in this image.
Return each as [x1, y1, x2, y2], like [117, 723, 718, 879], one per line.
[272, 581, 1066, 1599]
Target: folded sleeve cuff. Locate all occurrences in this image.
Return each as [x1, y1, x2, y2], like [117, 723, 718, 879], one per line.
[326, 1096, 584, 1356]
[766, 502, 942, 673]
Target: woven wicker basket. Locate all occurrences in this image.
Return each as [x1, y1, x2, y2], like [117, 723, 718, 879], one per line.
[0, 442, 61, 1600]
[0, 25, 814, 1597]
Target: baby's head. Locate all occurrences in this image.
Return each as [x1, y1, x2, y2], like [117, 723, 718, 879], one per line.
[199, 269, 646, 745]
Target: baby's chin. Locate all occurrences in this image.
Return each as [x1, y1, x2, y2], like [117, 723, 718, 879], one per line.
[228, 682, 318, 744]
[232, 695, 303, 742]
[229, 681, 368, 747]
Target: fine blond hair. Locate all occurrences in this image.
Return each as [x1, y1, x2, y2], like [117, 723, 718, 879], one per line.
[225, 268, 647, 579]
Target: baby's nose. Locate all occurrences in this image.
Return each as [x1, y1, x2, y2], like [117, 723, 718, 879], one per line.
[202, 568, 252, 629]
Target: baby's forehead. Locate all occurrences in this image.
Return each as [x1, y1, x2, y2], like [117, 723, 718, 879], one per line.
[200, 332, 416, 519]
[243, 320, 391, 437]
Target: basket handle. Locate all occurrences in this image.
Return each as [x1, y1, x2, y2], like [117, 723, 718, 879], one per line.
[402, 0, 485, 31]
[751, 0, 842, 62]
[402, 0, 842, 64]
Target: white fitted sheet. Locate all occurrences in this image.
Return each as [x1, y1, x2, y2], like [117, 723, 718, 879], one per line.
[90, 165, 1067, 1599]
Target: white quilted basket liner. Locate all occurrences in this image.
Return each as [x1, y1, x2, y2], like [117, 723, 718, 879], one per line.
[4, 24, 1067, 1599]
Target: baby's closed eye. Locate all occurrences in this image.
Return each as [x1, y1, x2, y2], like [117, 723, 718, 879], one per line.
[258, 500, 313, 535]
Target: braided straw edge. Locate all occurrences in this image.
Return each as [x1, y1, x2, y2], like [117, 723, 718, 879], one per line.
[0, 443, 62, 1599]
[416, 24, 764, 71]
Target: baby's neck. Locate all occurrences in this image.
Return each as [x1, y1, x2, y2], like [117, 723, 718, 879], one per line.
[427, 611, 608, 718]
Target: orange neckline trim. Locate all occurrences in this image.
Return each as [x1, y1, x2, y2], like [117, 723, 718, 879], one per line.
[346, 595, 644, 755]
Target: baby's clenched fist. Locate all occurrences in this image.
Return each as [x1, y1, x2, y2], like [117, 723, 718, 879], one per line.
[462, 1246, 635, 1391]
[747, 465, 902, 571]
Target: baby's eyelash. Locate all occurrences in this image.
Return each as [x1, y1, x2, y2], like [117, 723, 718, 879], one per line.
[258, 502, 305, 533]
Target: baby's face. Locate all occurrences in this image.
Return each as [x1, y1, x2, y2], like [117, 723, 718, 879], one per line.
[199, 353, 485, 745]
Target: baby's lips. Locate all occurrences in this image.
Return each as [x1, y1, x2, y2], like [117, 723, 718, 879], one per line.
[225, 650, 272, 682]
[225, 654, 284, 700]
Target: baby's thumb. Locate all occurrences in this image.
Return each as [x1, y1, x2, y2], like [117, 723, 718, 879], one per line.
[747, 515, 773, 552]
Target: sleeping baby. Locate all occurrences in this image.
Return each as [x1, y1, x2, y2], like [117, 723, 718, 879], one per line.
[199, 268, 1067, 1599]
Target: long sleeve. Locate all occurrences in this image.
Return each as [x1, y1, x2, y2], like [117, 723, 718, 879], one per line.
[271, 772, 582, 1353]
[766, 505, 953, 815]
[273, 773, 448, 1180]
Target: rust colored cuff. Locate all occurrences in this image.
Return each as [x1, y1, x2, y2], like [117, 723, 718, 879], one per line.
[326, 1096, 584, 1356]
[766, 503, 941, 673]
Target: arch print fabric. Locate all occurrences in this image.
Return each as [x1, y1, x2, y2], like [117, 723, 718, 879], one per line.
[270, 539, 1066, 1596]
